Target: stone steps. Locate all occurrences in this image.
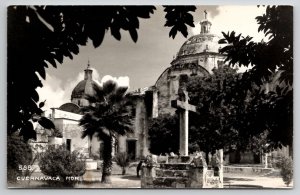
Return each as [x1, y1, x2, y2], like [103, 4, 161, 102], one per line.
[167, 156, 192, 163]
[159, 163, 191, 170]
[152, 177, 190, 188]
[156, 169, 189, 178]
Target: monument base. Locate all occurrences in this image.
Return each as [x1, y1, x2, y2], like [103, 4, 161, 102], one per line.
[141, 155, 223, 188]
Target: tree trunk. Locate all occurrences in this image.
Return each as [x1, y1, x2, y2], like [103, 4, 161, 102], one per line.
[205, 150, 209, 166]
[122, 167, 126, 175]
[101, 136, 113, 183]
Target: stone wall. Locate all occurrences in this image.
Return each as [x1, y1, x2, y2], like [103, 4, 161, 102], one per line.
[63, 123, 89, 157]
[154, 64, 211, 117]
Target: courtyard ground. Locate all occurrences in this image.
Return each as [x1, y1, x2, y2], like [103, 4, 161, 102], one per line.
[8, 164, 293, 189]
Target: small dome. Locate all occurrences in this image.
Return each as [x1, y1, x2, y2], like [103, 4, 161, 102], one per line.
[71, 79, 100, 99]
[71, 63, 101, 105]
[59, 102, 81, 114]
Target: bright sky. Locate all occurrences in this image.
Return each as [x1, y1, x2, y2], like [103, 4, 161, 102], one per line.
[37, 5, 266, 112]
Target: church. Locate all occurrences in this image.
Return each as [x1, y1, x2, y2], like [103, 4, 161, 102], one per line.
[32, 14, 287, 166]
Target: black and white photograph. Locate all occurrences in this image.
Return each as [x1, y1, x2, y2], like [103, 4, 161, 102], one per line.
[7, 5, 293, 189]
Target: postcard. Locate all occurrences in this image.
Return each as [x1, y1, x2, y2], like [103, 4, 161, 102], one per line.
[7, 5, 293, 189]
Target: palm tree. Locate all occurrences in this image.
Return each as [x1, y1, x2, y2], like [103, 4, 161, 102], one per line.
[79, 79, 133, 183]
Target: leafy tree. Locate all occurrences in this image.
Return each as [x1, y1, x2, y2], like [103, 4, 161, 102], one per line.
[8, 5, 196, 141]
[148, 114, 179, 155]
[39, 144, 86, 187]
[279, 156, 293, 187]
[79, 78, 133, 183]
[187, 66, 244, 161]
[218, 5, 293, 149]
[219, 6, 292, 85]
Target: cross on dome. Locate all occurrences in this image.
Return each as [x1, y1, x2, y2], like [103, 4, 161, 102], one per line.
[87, 59, 90, 69]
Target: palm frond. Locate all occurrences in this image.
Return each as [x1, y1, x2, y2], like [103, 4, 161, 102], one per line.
[79, 84, 134, 140]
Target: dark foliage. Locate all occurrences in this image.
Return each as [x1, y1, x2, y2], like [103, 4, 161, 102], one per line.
[219, 6, 293, 86]
[188, 63, 293, 154]
[164, 6, 196, 38]
[187, 66, 243, 154]
[218, 6, 293, 149]
[279, 156, 293, 186]
[7, 136, 33, 182]
[148, 114, 179, 155]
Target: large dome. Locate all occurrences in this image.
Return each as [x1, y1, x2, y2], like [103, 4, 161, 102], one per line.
[177, 33, 221, 57]
[171, 18, 226, 73]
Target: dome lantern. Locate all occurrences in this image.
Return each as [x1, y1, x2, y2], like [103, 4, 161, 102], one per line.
[84, 60, 93, 80]
[170, 11, 226, 74]
[200, 10, 212, 34]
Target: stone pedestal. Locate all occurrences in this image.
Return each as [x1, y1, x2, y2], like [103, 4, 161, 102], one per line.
[140, 155, 221, 188]
[141, 166, 157, 188]
[85, 158, 98, 170]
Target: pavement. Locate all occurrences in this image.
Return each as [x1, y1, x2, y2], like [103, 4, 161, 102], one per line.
[223, 168, 293, 189]
[223, 173, 293, 188]
[9, 167, 293, 189]
[79, 169, 293, 189]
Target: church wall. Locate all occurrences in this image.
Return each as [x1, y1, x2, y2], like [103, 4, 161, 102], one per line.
[152, 90, 159, 118]
[119, 96, 150, 160]
[52, 118, 89, 157]
[155, 63, 213, 117]
[63, 125, 89, 157]
[118, 136, 127, 153]
[155, 69, 175, 115]
[134, 98, 149, 159]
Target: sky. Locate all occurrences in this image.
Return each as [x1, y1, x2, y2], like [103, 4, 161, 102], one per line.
[37, 5, 266, 112]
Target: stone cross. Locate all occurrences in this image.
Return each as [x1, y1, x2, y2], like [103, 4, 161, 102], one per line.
[171, 88, 196, 156]
[204, 10, 207, 19]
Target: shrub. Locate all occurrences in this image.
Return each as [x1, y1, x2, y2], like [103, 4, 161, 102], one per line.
[7, 136, 33, 183]
[279, 156, 293, 187]
[39, 144, 86, 187]
[114, 152, 130, 175]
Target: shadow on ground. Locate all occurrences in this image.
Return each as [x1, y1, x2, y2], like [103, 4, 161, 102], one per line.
[223, 177, 253, 182]
[120, 175, 140, 181]
[224, 184, 263, 188]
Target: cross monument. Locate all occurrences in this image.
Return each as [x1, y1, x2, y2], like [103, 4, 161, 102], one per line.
[171, 87, 196, 156]
[204, 10, 207, 19]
